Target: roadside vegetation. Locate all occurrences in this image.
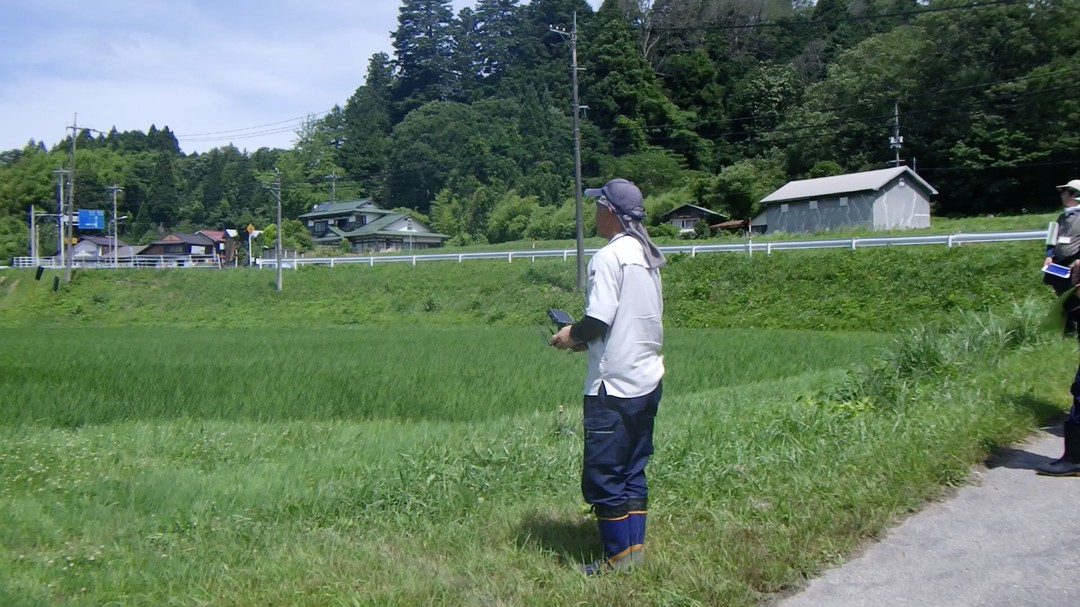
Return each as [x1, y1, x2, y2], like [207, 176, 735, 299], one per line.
[0, 242, 1069, 605]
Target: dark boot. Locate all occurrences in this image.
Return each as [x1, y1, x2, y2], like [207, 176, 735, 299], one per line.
[579, 507, 636, 576]
[1038, 420, 1080, 476]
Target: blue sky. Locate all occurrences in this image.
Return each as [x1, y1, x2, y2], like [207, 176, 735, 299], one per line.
[0, 0, 601, 154]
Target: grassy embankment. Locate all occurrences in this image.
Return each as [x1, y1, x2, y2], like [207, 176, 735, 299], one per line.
[0, 240, 1051, 330]
[395, 211, 1056, 254]
[0, 240, 1072, 606]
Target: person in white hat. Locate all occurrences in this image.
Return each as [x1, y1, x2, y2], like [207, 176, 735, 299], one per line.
[1039, 178, 1080, 476]
[549, 178, 665, 574]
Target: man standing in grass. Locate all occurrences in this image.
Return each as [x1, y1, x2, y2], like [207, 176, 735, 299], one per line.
[550, 178, 666, 574]
[1040, 178, 1080, 477]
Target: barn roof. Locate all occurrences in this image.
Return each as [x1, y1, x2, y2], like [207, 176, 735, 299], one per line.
[761, 167, 937, 205]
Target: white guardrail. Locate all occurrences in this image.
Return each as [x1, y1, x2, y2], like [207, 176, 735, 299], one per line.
[6, 230, 1048, 270]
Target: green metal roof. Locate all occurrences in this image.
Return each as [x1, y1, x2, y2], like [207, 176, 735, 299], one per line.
[298, 198, 394, 219]
[312, 214, 448, 242]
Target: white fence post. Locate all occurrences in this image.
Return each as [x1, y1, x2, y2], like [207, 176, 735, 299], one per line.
[412, 256, 417, 266]
[691, 245, 696, 258]
[458, 254, 463, 263]
[369, 257, 374, 267]
[851, 238, 857, 250]
[767, 242, 772, 256]
[947, 234, 954, 248]
[563, 250, 568, 261]
[508, 252, 513, 263]
[747, 238, 753, 257]
[330, 259, 335, 268]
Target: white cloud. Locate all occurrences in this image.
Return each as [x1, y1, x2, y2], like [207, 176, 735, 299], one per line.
[0, 0, 600, 154]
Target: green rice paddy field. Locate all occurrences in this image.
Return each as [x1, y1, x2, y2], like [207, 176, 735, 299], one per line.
[0, 245, 1072, 606]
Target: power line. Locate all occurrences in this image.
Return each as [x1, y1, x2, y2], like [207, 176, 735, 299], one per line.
[175, 109, 334, 138]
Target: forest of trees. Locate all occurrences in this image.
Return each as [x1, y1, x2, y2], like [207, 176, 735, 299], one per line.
[1, 0, 1077, 259]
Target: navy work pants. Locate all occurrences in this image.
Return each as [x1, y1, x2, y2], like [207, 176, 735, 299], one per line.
[581, 381, 662, 510]
[1071, 341, 1080, 424]
[1070, 316, 1080, 423]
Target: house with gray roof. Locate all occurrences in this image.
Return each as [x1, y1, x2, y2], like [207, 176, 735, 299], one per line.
[299, 199, 448, 253]
[757, 166, 937, 233]
[73, 235, 128, 258]
[139, 232, 218, 257]
[660, 204, 727, 234]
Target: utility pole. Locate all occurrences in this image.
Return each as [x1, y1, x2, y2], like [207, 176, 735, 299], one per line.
[551, 12, 587, 291]
[29, 205, 36, 260]
[889, 101, 904, 167]
[107, 185, 123, 268]
[326, 171, 338, 202]
[266, 169, 283, 292]
[65, 114, 78, 283]
[52, 167, 69, 269]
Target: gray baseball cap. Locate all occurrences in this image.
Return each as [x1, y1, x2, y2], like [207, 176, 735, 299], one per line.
[584, 178, 646, 221]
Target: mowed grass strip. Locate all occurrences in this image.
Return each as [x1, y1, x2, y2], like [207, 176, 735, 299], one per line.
[0, 333, 1068, 606]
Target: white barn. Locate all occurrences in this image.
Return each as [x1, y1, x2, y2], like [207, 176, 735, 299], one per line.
[758, 167, 937, 233]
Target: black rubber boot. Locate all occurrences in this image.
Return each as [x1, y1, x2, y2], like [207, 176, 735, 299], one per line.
[1038, 420, 1080, 476]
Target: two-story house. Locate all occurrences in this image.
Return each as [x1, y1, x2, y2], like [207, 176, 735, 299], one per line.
[299, 199, 448, 253]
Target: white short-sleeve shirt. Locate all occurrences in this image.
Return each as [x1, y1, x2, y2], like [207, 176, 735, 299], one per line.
[583, 233, 664, 398]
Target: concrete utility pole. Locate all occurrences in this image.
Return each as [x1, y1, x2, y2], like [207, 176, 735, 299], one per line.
[327, 171, 338, 202]
[267, 169, 283, 292]
[65, 114, 78, 283]
[29, 205, 36, 260]
[107, 185, 123, 268]
[551, 12, 587, 291]
[52, 167, 69, 268]
[889, 101, 904, 167]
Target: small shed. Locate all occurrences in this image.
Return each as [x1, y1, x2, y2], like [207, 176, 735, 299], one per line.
[759, 167, 937, 233]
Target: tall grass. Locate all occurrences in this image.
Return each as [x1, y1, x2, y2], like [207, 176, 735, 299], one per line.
[0, 322, 1068, 606]
[0, 326, 884, 427]
[825, 297, 1049, 410]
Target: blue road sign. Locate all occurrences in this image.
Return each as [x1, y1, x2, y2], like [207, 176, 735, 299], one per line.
[78, 209, 105, 230]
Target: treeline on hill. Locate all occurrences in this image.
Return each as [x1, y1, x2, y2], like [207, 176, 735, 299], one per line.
[1, 0, 1078, 260]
